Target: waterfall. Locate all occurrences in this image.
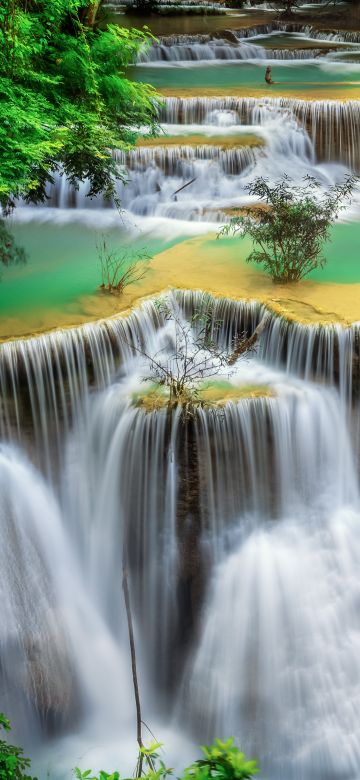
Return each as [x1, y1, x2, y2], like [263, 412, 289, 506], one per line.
[2, 292, 360, 777]
[114, 144, 257, 176]
[0, 293, 358, 462]
[161, 97, 360, 172]
[184, 501, 360, 779]
[138, 36, 324, 62]
[239, 23, 360, 44]
[138, 39, 268, 62]
[0, 301, 164, 470]
[0, 445, 134, 758]
[33, 96, 356, 222]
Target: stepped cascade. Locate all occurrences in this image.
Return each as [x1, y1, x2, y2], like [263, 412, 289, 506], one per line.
[2, 293, 360, 779]
[3, 4, 360, 780]
[35, 97, 360, 222]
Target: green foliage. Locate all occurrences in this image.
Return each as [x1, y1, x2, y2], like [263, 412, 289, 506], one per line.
[220, 175, 356, 283]
[74, 738, 258, 780]
[96, 235, 149, 294]
[0, 218, 26, 268]
[184, 739, 258, 780]
[74, 769, 120, 780]
[0, 0, 160, 211]
[0, 713, 37, 780]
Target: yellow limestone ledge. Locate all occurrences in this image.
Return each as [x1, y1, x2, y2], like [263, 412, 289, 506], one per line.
[141, 234, 360, 327]
[1, 233, 360, 343]
[135, 134, 264, 149]
[158, 87, 360, 102]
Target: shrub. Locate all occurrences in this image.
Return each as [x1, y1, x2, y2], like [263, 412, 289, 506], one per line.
[75, 737, 259, 780]
[96, 236, 149, 294]
[0, 713, 37, 780]
[220, 175, 356, 283]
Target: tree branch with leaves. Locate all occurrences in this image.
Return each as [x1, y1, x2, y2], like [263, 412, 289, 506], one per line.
[220, 175, 357, 283]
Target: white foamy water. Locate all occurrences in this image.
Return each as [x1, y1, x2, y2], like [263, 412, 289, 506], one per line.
[2, 293, 360, 778]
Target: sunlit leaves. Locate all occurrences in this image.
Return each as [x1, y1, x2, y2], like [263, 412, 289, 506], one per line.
[0, 0, 160, 210]
[74, 738, 258, 780]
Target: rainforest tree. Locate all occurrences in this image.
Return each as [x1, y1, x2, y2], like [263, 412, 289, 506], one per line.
[0, 0, 159, 216]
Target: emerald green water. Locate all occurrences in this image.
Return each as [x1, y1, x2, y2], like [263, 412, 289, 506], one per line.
[133, 61, 360, 93]
[2, 12, 360, 329]
[216, 222, 360, 283]
[0, 222, 180, 317]
[1, 220, 360, 324]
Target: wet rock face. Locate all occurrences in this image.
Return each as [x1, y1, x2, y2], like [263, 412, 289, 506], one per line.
[213, 29, 239, 44]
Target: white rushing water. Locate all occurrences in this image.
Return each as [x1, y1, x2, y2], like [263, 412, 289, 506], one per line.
[18, 96, 356, 229]
[1, 293, 360, 779]
[4, 11, 360, 776]
[137, 27, 356, 64]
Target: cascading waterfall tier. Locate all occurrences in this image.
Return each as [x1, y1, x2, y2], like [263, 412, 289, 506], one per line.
[114, 144, 257, 176]
[0, 445, 135, 747]
[138, 35, 324, 62]
[2, 292, 360, 778]
[238, 22, 360, 44]
[184, 498, 360, 779]
[137, 27, 338, 63]
[42, 97, 359, 219]
[0, 302, 164, 467]
[46, 141, 258, 217]
[161, 97, 360, 171]
[0, 293, 359, 458]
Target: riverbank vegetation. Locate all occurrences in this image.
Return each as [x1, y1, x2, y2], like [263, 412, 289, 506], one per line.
[1, 711, 258, 780]
[0, 219, 26, 272]
[128, 301, 269, 408]
[221, 175, 357, 283]
[0, 713, 36, 780]
[96, 236, 149, 294]
[0, 0, 160, 214]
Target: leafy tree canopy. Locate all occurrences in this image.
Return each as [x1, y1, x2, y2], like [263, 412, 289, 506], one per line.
[0, 0, 160, 212]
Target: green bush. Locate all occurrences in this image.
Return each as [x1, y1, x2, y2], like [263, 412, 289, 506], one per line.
[220, 175, 356, 283]
[0, 1, 160, 211]
[75, 737, 259, 780]
[0, 713, 37, 780]
[0, 714, 258, 780]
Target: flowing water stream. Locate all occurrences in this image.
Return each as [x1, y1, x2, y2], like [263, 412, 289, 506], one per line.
[3, 9, 360, 780]
[2, 292, 360, 779]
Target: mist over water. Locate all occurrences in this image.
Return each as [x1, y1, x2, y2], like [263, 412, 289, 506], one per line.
[1, 292, 360, 779]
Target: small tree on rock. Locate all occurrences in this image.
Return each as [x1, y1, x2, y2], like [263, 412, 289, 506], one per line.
[125, 299, 268, 407]
[270, 0, 300, 16]
[220, 175, 356, 283]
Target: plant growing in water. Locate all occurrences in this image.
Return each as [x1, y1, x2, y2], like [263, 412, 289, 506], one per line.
[143, 301, 228, 405]
[220, 175, 356, 283]
[126, 299, 268, 407]
[96, 236, 149, 294]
